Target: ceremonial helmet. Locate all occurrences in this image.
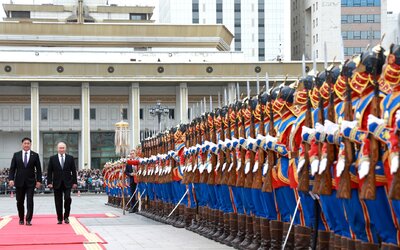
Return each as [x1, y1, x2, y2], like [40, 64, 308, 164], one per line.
[280, 85, 296, 115]
[294, 75, 313, 105]
[380, 43, 400, 87]
[350, 45, 386, 94]
[335, 59, 357, 100]
[319, 66, 340, 100]
[311, 71, 326, 108]
[271, 85, 284, 114]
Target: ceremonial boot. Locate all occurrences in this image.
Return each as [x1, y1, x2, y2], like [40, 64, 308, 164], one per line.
[361, 242, 379, 250]
[237, 215, 254, 250]
[205, 209, 217, 238]
[216, 212, 230, 243]
[343, 237, 356, 250]
[257, 218, 271, 250]
[334, 234, 342, 250]
[172, 204, 185, 228]
[149, 201, 156, 219]
[282, 222, 294, 250]
[194, 207, 206, 233]
[223, 213, 238, 246]
[381, 243, 400, 250]
[294, 225, 311, 250]
[231, 214, 246, 247]
[154, 200, 162, 221]
[329, 232, 335, 250]
[188, 207, 200, 232]
[166, 203, 177, 225]
[198, 207, 210, 235]
[246, 216, 261, 250]
[317, 230, 331, 250]
[270, 220, 283, 250]
[355, 240, 362, 250]
[211, 210, 224, 241]
[184, 207, 195, 228]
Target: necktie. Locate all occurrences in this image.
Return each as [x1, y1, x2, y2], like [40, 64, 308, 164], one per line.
[24, 152, 28, 167]
[61, 155, 64, 169]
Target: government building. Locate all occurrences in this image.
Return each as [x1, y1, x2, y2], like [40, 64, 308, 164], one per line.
[0, 0, 319, 170]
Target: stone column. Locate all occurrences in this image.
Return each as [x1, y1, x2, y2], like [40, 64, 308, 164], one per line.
[81, 82, 90, 170]
[228, 82, 236, 103]
[176, 82, 188, 124]
[30, 82, 40, 152]
[129, 83, 140, 148]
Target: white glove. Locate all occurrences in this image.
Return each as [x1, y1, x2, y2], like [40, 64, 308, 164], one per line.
[236, 159, 242, 171]
[222, 162, 227, 171]
[252, 161, 259, 173]
[262, 163, 269, 175]
[358, 159, 370, 179]
[215, 162, 221, 171]
[257, 134, 267, 148]
[340, 120, 358, 134]
[311, 159, 319, 176]
[199, 163, 206, 173]
[396, 110, 400, 130]
[324, 120, 339, 135]
[301, 126, 316, 138]
[297, 158, 305, 173]
[187, 163, 192, 172]
[207, 162, 212, 173]
[265, 134, 278, 144]
[244, 160, 251, 174]
[391, 153, 399, 174]
[228, 162, 234, 172]
[318, 158, 327, 175]
[336, 156, 345, 177]
[367, 114, 385, 127]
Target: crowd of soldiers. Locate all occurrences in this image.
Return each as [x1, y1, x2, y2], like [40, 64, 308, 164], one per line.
[103, 42, 400, 250]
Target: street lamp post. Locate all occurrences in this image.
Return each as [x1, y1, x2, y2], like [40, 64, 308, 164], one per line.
[149, 101, 169, 133]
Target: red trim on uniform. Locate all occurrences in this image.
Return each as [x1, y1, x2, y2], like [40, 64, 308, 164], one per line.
[360, 199, 374, 243]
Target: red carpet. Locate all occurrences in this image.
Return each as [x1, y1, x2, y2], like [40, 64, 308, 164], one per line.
[0, 214, 108, 249]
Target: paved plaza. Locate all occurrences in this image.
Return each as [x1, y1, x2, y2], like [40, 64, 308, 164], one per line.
[0, 194, 231, 250]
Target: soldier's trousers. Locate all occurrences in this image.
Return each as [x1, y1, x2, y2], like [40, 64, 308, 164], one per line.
[392, 200, 400, 222]
[260, 191, 277, 220]
[147, 183, 155, 201]
[232, 186, 245, 214]
[341, 189, 378, 243]
[195, 183, 207, 207]
[172, 181, 187, 206]
[214, 184, 223, 211]
[319, 190, 350, 237]
[208, 184, 218, 209]
[220, 184, 234, 213]
[251, 188, 267, 218]
[187, 183, 197, 208]
[364, 186, 400, 245]
[299, 191, 329, 230]
[242, 187, 256, 215]
[275, 186, 300, 224]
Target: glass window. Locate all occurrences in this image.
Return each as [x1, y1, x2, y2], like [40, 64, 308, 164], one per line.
[348, 15, 353, 23]
[129, 13, 146, 21]
[374, 31, 381, 39]
[122, 108, 128, 120]
[41, 108, 48, 120]
[342, 31, 348, 40]
[24, 108, 31, 121]
[374, 0, 380, 6]
[361, 15, 367, 23]
[10, 11, 30, 18]
[367, 14, 374, 23]
[341, 0, 348, 7]
[375, 14, 380, 23]
[353, 0, 361, 6]
[42, 132, 79, 171]
[361, 31, 368, 39]
[234, 3, 241, 12]
[316, 2, 318, 10]
[90, 108, 96, 120]
[140, 108, 143, 120]
[354, 31, 361, 39]
[353, 15, 361, 23]
[169, 109, 175, 119]
[341, 15, 348, 23]
[91, 132, 118, 170]
[316, 18, 318, 27]
[316, 34, 318, 42]
[73, 108, 80, 120]
[348, 31, 354, 39]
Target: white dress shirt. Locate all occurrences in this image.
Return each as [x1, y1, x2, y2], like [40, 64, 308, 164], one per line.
[59, 154, 65, 168]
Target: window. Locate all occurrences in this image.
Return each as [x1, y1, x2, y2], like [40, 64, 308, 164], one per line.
[41, 108, 48, 121]
[316, 34, 318, 42]
[367, 14, 374, 23]
[73, 108, 80, 120]
[122, 108, 128, 120]
[316, 49, 319, 58]
[353, 15, 361, 23]
[24, 108, 31, 121]
[10, 11, 30, 18]
[188, 108, 191, 120]
[169, 109, 175, 119]
[313, 19, 315, 28]
[129, 13, 146, 21]
[341, 15, 348, 23]
[316, 2, 318, 10]
[361, 31, 368, 40]
[90, 108, 96, 120]
[140, 108, 144, 120]
[374, 31, 381, 39]
[313, 35, 315, 44]
[353, 31, 361, 39]
[316, 18, 318, 27]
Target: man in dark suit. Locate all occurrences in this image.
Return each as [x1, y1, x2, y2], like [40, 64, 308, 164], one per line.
[47, 142, 78, 224]
[8, 137, 42, 226]
[125, 149, 139, 213]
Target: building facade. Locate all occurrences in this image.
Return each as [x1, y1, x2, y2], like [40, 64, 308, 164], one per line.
[158, 0, 291, 62]
[291, 0, 387, 60]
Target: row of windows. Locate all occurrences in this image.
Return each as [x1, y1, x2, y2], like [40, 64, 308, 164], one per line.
[341, 0, 381, 7]
[23, 108, 176, 121]
[342, 30, 381, 40]
[344, 47, 364, 56]
[341, 14, 380, 24]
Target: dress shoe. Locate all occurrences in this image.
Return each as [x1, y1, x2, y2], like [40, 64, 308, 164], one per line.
[19, 220, 24, 225]
[26, 221, 32, 226]
[57, 220, 62, 224]
[64, 218, 69, 224]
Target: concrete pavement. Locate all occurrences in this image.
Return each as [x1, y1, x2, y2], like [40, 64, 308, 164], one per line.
[0, 194, 231, 250]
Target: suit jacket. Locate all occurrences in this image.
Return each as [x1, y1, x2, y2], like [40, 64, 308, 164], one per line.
[125, 160, 139, 184]
[47, 154, 78, 189]
[8, 150, 42, 188]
